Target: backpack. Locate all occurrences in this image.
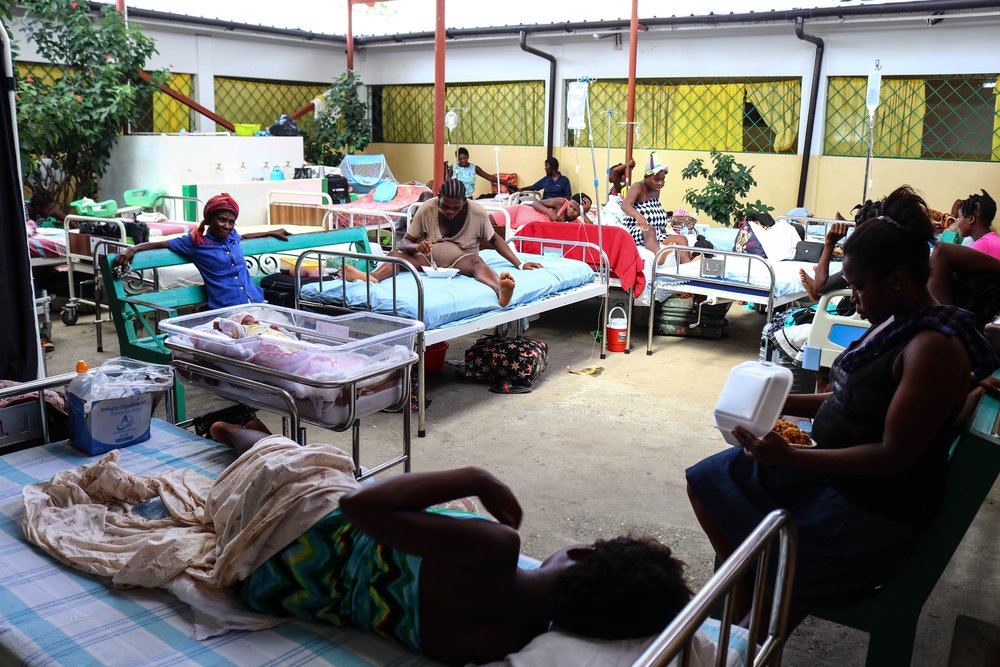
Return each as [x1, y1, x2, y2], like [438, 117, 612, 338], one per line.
[460, 336, 549, 393]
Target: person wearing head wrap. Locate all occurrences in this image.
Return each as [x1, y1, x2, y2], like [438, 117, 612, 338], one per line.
[620, 153, 693, 264]
[341, 179, 542, 307]
[113, 193, 290, 309]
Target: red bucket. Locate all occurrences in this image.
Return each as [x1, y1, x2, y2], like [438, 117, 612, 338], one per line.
[606, 306, 628, 353]
[425, 342, 449, 373]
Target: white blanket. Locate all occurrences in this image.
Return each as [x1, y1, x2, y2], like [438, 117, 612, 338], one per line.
[22, 436, 360, 638]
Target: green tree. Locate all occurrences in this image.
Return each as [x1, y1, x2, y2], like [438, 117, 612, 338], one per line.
[680, 150, 773, 227]
[15, 0, 161, 204]
[303, 72, 372, 166]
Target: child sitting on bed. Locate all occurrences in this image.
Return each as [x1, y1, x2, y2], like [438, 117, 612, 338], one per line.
[206, 421, 694, 665]
[341, 179, 543, 307]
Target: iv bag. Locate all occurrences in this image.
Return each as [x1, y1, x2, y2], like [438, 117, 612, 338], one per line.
[445, 110, 459, 131]
[567, 80, 588, 130]
[866, 67, 882, 116]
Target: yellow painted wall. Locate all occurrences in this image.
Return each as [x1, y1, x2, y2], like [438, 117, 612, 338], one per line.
[808, 156, 1000, 217]
[367, 143, 1000, 222]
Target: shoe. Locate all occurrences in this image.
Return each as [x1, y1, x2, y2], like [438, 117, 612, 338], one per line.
[41, 338, 55, 353]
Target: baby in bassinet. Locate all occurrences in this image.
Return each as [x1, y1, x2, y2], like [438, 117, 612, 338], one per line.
[213, 313, 293, 341]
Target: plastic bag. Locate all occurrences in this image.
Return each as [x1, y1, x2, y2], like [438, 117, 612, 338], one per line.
[87, 357, 173, 408]
[269, 114, 299, 137]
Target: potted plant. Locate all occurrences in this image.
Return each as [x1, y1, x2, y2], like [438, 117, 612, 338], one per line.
[680, 150, 773, 227]
[302, 72, 372, 167]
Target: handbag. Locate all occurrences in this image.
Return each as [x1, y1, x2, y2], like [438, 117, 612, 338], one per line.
[460, 336, 549, 392]
[793, 241, 824, 263]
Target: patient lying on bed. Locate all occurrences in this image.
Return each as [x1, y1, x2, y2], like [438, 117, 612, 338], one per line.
[24, 423, 693, 666]
[341, 179, 543, 307]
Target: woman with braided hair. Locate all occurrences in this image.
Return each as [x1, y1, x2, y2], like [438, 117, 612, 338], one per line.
[344, 179, 542, 307]
[112, 193, 290, 309]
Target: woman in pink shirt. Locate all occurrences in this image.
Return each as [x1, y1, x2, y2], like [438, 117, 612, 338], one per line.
[956, 190, 999, 258]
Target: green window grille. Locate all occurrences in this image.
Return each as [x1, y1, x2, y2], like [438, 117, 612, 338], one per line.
[132, 72, 195, 133]
[565, 78, 801, 154]
[370, 81, 545, 146]
[824, 74, 1000, 161]
[213, 76, 329, 132]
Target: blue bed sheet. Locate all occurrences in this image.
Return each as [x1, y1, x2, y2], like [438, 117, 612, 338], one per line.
[300, 251, 596, 330]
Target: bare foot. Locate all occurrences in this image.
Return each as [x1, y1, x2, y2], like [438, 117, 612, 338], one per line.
[342, 264, 379, 283]
[799, 268, 820, 301]
[498, 272, 515, 307]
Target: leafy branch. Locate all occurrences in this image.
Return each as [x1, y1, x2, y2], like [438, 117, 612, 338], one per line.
[681, 150, 773, 227]
[302, 72, 372, 167]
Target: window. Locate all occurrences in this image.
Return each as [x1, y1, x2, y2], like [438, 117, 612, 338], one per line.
[213, 76, 329, 132]
[370, 81, 545, 145]
[824, 74, 1000, 161]
[565, 78, 801, 154]
[132, 73, 195, 133]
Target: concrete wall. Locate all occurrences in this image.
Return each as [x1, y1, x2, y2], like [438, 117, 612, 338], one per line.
[11, 10, 1000, 216]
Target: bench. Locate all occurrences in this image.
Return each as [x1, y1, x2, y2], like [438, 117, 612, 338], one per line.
[811, 384, 1000, 666]
[98, 228, 372, 420]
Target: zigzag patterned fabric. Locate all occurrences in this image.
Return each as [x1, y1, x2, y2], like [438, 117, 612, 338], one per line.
[237, 507, 486, 651]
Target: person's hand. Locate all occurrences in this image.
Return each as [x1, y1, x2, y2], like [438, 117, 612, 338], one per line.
[637, 216, 651, 232]
[520, 261, 543, 270]
[732, 426, 793, 466]
[113, 248, 134, 269]
[547, 209, 559, 222]
[271, 228, 290, 241]
[417, 239, 433, 255]
[979, 375, 1000, 398]
[825, 222, 848, 246]
[627, 159, 636, 170]
[477, 473, 523, 529]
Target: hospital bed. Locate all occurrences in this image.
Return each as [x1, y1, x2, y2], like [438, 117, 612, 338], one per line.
[0, 375, 797, 667]
[293, 238, 611, 437]
[800, 289, 869, 371]
[327, 184, 431, 230]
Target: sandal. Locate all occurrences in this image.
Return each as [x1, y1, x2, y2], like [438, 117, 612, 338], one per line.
[192, 404, 259, 438]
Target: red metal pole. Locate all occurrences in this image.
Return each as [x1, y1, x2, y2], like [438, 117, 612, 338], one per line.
[432, 0, 445, 192]
[116, 0, 125, 11]
[624, 0, 638, 187]
[346, 0, 354, 71]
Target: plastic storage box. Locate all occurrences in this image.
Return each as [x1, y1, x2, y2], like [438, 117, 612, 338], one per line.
[161, 305, 423, 428]
[713, 361, 793, 447]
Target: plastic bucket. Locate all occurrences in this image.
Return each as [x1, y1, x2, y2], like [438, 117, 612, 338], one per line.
[234, 123, 261, 136]
[425, 341, 449, 374]
[606, 306, 628, 353]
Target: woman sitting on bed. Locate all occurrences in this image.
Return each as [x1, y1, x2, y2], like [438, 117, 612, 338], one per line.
[621, 153, 692, 265]
[343, 179, 542, 307]
[687, 186, 998, 625]
[211, 422, 693, 665]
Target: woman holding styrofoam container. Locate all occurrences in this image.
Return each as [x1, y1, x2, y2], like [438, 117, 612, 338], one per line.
[687, 186, 1000, 624]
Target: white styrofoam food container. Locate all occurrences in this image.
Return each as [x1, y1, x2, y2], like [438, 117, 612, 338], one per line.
[713, 361, 794, 447]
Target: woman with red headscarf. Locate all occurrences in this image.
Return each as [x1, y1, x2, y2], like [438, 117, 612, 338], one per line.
[113, 193, 289, 309]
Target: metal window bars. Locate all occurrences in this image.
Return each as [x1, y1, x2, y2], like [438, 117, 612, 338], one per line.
[213, 75, 329, 133]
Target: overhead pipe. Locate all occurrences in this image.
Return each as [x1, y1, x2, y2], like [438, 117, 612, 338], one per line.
[518, 31, 556, 160]
[794, 17, 824, 209]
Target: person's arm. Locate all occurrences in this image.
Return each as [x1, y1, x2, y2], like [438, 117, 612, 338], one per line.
[531, 198, 566, 222]
[474, 165, 516, 192]
[339, 467, 521, 565]
[620, 183, 648, 229]
[735, 330, 971, 475]
[400, 233, 431, 255]
[559, 176, 572, 198]
[112, 239, 171, 268]
[489, 233, 542, 270]
[782, 393, 831, 419]
[811, 223, 848, 296]
[241, 228, 290, 241]
[929, 242, 1000, 306]
[447, 164, 454, 180]
[527, 176, 546, 192]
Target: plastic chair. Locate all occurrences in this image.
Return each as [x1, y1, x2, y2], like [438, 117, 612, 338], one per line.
[68, 199, 119, 218]
[123, 188, 168, 210]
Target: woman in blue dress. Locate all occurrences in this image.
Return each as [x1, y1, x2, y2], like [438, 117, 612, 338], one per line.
[448, 147, 517, 198]
[686, 186, 998, 622]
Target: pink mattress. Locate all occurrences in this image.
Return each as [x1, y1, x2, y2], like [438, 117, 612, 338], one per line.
[330, 184, 430, 229]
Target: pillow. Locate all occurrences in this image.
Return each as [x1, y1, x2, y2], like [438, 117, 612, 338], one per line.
[732, 220, 767, 258]
[490, 172, 518, 194]
[753, 221, 803, 261]
[373, 180, 398, 202]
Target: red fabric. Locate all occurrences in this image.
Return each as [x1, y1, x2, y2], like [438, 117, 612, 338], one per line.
[331, 184, 430, 229]
[490, 172, 518, 194]
[514, 221, 646, 297]
[194, 193, 240, 245]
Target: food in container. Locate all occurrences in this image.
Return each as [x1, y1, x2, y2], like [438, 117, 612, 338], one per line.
[713, 361, 793, 446]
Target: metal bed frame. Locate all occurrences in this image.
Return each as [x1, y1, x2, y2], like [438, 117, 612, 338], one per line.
[61, 214, 130, 326]
[293, 236, 611, 437]
[635, 509, 797, 667]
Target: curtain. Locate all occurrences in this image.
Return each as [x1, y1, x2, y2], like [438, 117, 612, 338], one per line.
[2, 47, 40, 379]
[152, 73, 193, 133]
[746, 80, 800, 152]
[823, 77, 867, 156]
[446, 82, 543, 146]
[666, 83, 743, 151]
[380, 85, 434, 143]
[634, 83, 669, 150]
[875, 79, 926, 158]
[580, 81, 628, 148]
[992, 76, 1000, 161]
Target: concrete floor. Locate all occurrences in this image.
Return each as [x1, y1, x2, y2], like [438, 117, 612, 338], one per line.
[41, 293, 1000, 667]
